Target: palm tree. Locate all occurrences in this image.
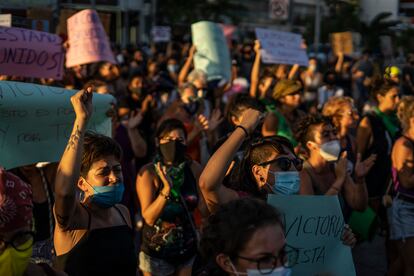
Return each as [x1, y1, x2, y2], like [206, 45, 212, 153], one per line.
[357, 12, 400, 51]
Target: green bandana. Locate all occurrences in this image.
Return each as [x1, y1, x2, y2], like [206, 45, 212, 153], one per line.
[153, 155, 186, 199]
[373, 106, 400, 139]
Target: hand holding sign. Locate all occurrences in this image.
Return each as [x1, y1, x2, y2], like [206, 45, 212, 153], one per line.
[71, 87, 93, 122]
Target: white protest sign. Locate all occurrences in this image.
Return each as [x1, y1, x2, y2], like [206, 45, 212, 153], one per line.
[151, 26, 171, 42]
[0, 14, 12, 27]
[191, 21, 231, 82]
[0, 81, 114, 169]
[255, 28, 308, 66]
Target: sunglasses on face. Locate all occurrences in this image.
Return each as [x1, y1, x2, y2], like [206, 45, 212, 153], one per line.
[258, 156, 303, 171]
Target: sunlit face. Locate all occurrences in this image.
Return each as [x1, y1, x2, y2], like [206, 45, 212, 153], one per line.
[129, 76, 143, 89]
[180, 87, 197, 104]
[78, 155, 123, 198]
[312, 123, 338, 145]
[280, 91, 301, 108]
[338, 102, 359, 130]
[95, 85, 113, 95]
[227, 224, 286, 273]
[378, 87, 400, 113]
[159, 129, 187, 146]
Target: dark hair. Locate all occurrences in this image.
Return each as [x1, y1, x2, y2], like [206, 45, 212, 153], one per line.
[295, 113, 333, 149]
[370, 78, 398, 103]
[83, 79, 107, 90]
[226, 94, 263, 125]
[236, 135, 294, 197]
[81, 132, 123, 176]
[156, 118, 187, 140]
[199, 198, 283, 275]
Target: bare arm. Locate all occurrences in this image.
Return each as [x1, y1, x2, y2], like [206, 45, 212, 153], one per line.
[54, 89, 92, 228]
[249, 40, 261, 98]
[394, 138, 414, 189]
[136, 163, 171, 226]
[335, 52, 344, 73]
[178, 45, 196, 86]
[261, 113, 279, 137]
[343, 175, 368, 211]
[288, 64, 300, 80]
[356, 116, 372, 157]
[199, 108, 262, 213]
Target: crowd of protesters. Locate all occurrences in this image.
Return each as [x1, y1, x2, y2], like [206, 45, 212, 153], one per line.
[2, 34, 414, 276]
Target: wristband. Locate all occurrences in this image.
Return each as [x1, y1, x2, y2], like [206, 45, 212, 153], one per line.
[236, 125, 249, 138]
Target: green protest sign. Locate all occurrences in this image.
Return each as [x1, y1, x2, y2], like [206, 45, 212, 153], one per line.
[268, 195, 356, 276]
[0, 81, 113, 169]
[191, 21, 231, 82]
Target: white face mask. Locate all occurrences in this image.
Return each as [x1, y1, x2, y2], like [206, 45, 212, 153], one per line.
[229, 261, 292, 276]
[319, 140, 341, 162]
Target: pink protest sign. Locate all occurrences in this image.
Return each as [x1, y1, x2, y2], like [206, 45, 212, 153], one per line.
[0, 26, 64, 79]
[66, 9, 116, 68]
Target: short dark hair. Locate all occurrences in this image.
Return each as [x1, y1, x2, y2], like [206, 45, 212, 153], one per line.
[199, 198, 283, 275]
[156, 118, 187, 140]
[81, 132, 122, 176]
[295, 113, 333, 148]
[371, 78, 398, 103]
[235, 135, 294, 197]
[226, 94, 263, 125]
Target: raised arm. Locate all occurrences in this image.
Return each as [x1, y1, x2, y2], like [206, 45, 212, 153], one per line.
[288, 64, 300, 80]
[137, 163, 172, 226]
[249, 40, 261, 98]
[54, 88, 93, 228]
[335, 52, 344, 73]
[199, 108, 261, 213]
[178, 45, 196, 86]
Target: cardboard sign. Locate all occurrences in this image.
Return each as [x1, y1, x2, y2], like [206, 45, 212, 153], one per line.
[0, 81, 114, 169]
[0, 14, 12, 27]
[331, 32, 354, 55]
[65, 9, 116, 67]
[268, 195, 356, 276]
[0, 26, 64, 79]
[151, 26, 171, 42]
[255, 28, 308, 66]
[191, 21, 231, 82]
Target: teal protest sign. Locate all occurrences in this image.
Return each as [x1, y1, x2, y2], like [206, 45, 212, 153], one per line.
[191, 21, 231, 82]
[0, 81, 114, 169]
[268, 195, 356, 276]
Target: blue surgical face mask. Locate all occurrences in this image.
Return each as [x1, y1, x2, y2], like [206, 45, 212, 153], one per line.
[267, 171, 300, 195]
[85, 180, 125, 208]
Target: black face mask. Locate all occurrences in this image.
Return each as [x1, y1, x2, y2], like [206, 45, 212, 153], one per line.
[159, 140, 187, 165]
[183, 100, 199, 116]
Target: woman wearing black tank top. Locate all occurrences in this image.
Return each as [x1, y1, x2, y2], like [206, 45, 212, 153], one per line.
[356, 80, 400, 222]
[136, 119, 209, 276]
[53, 89, 137, 275]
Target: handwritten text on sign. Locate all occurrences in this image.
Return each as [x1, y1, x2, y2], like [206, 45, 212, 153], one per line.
[255, 28, 308, 66]
[268, 195, 356, 276]
[0, 26, 64, 79]
[65, 9, 115, 68]
[0, 81, 114, 169]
